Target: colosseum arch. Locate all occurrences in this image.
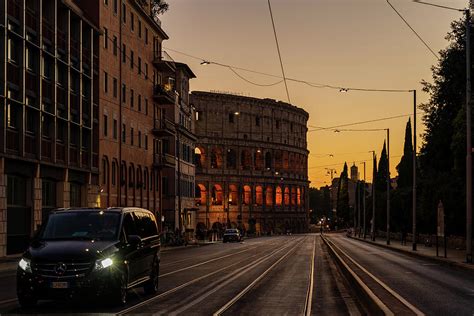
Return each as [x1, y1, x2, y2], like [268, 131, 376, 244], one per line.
[211, 184, 223, 205]
[228, 184, 238, 205]
[297, 187, 301, 206]
[226, 149, 237, 169]
[284, 187, 290, 206]
[265, 152, 272, 170]
[194, 147, 206, 169]
[254, 150, 264, 170]
[241, 149, 252, 170]
[243, 185, 251, 205]
[291, 187, 297, 205]
[210, 147, 223, 169]
[276, 186, 282, 206]
[196, 183, 207, 205]
[255, 185, 263, 205]
[265, 186, 273, 206]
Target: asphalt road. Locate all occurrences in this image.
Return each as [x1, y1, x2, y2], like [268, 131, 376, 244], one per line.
[326, 234, 474, 316]
[0, 235, 360, 315]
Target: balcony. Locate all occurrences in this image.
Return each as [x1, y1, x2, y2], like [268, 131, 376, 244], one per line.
[153, 84, 175, 104]
[153, 153, 175, 169]
[152, 51, 176, 74]
[152, 118, 175, 137]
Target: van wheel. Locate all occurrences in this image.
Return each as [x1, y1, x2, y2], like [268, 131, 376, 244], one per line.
[144, 259, 159, 295]
[18, 294, 37, 308]
[111, 272, 127, 305]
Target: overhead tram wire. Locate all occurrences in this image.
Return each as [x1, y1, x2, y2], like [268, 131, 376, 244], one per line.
[267, 0, 291, 103]
[164, 47, 416, 93]
[386, 0, 439, 59]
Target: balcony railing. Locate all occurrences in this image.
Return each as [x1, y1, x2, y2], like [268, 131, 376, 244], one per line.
[56, 142, 66, 162]
[153, 153, 175, 169]
[153, 50, 176, 73]
[41, 137, 52, 160]
[6, 128, 19, 152]
[153, 84, 175, 104]
[25, 132, 36, 157]
[152, 118, 174, 137]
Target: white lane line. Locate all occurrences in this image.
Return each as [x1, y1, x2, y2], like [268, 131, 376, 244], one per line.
[212, 237, 306, 316]
[0, 298, 18, 305]
[304, 235, 316, 316]
[326, 237, 425, 316]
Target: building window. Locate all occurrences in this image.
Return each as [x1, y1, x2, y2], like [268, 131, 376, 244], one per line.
[104, 28, 108, 49]
[113, 36, 118, 55]
[130, 50, 134, 69]
[130, 127, 134, 146]
[138, 57, 141, 74]
[276, 120, 280, 129]
[104, 71, 108, 93]
[122, 44, 126, 63]
[113, 78, 117, 98]
[196, 111, 201, 121]
[122, 84, 126, 103]
[112, 161, 117, 185]
[103, 114, 108, 136]
[138, 20, 142, 38]
[130, 12, 134, 31]
[104, 0, 108, 5]
[113, 0, 118, 14]
[70, 183, 82, 207]
[122, 3, 126, 23]
[138, 131, 141, 148]
[130, 89, 134, 108]
[145, 135, 148, 150]
[229, 113, 234, 123]
[113, 119, 118, 139]
[256, 116, 260, 126]
[145, 99, 148, 115]
[145, 63, 148, 79]
[138, 95, 141, 112]
[145, 28, 148, 44]
[122, 124, 126, 143]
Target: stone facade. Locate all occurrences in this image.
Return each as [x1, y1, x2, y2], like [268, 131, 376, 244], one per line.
[191, 92, 310, 235]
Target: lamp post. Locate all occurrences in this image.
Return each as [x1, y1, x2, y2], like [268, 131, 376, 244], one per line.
[360, 161, 367, 239]
[412, 0, 471, 260]
[386, 128, 391, 245]
[371, 150, 376, 241]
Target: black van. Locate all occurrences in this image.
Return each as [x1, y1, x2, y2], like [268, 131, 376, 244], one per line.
[16, 207, 160, 307]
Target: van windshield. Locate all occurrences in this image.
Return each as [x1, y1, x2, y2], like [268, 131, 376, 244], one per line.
[40, 211, 121, 241]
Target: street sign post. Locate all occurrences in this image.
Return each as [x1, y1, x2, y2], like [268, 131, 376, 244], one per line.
[437, 200, 446, 258]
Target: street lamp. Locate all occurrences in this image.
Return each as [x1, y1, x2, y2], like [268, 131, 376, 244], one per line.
[413, 0, 471, 261]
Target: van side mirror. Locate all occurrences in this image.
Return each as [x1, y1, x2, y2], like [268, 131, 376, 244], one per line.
[128, 235, 142, 247]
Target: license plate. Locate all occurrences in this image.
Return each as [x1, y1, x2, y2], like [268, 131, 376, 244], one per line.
[51, 282, 69, 289]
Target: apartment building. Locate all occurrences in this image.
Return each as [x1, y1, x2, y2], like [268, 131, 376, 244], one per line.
[0, 0, 100, 256]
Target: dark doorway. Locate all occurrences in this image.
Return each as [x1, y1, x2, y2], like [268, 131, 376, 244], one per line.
[7, 175, 31, 255]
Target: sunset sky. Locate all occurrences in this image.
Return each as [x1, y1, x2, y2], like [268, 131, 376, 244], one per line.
[160, 0, 464, 186]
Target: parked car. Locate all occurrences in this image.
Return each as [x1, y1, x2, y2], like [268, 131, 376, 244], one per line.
[223, 229, 242, 243]
[17, 207, 161, 307]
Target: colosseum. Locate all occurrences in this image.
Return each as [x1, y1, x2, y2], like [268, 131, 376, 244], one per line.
[190, 91, 309, 235]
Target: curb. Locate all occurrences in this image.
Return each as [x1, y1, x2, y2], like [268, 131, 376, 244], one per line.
[349, 236, 474, 273]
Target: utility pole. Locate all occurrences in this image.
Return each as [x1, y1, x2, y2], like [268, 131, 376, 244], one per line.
[466, 7, 472, 263]
[371, 151, 376, 241]
[357, 179, 361, 237]
[363, 161, 366, 239]
[387, 128, 391, 245]
[412, 90, 417, 251]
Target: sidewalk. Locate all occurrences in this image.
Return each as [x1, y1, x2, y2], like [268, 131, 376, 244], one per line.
[349, 234, 474, 272]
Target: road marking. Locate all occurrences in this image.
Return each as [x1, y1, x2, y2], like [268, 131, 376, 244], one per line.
[117, 237, 302, 315]
[304, 235, 316, 316]
[0, 298, 18, 305]
[325, 237, 425, 316]
[212, 237, 306, 316]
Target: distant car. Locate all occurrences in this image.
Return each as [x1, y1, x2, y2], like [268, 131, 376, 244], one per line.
[223, 229, 242, 243]
[17, 207, 161, 307]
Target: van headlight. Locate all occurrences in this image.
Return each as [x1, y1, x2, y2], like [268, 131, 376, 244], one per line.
[19, 258, 32, 273]
[94, 258, 113, 271]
